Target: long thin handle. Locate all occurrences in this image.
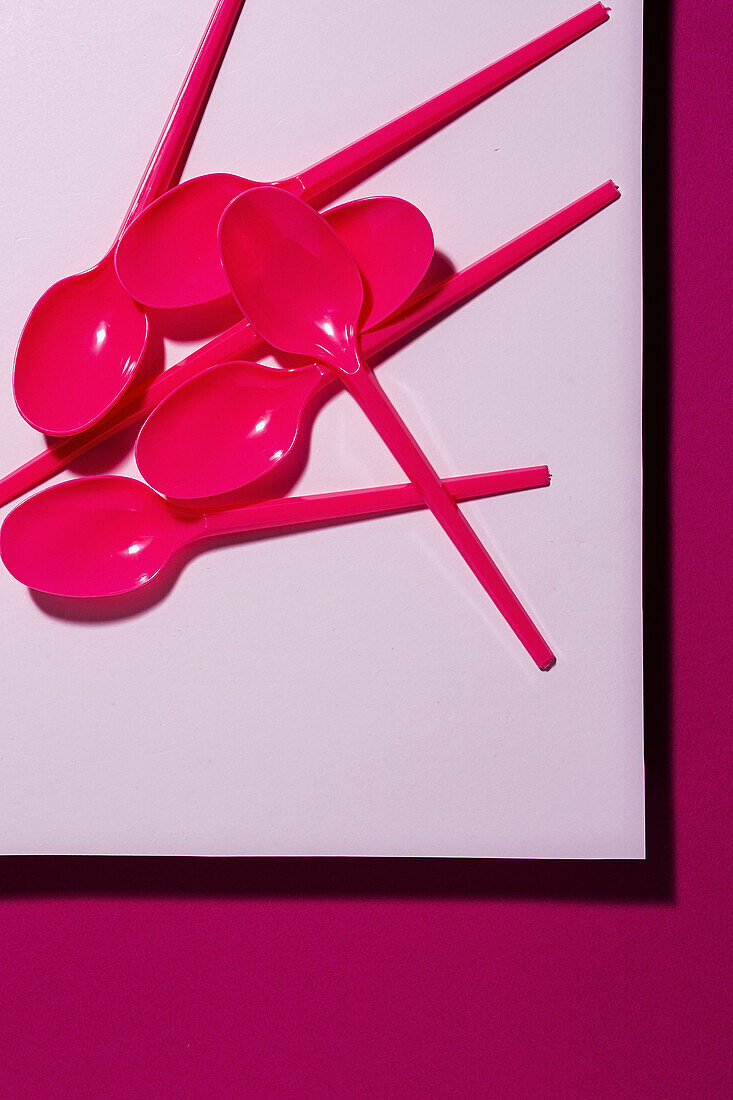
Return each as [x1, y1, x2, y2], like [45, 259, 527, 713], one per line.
[366, 179, 620, 358]
[337, 348, 555, 669]
[117, 0, 245, 240]
[204, 466, 551, 537]
[0, 182, 617, 510]
[290, 4, 609, 204]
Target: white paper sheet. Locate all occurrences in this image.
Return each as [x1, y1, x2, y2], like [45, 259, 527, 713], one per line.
[0, 0, 644, 856]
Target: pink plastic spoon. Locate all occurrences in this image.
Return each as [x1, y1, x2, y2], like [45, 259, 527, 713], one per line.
[115, 4, 610, 311]
[1, 468, 550, 599]
[219, 187, 555, 669]
[0, 181, 620, 509]
[12, 0, 245, 437]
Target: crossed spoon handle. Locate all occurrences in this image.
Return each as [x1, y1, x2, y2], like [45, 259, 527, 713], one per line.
[340, 351, 556, 669]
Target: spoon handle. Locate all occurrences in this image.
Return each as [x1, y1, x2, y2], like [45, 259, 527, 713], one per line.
[335, 346, 555, 670]
[289, 4, 609, 204]
[366, 180, 620, 359]
[0, 182, 616, 510]
[203, 466, 550, 537]
[116, 0, 245, 241]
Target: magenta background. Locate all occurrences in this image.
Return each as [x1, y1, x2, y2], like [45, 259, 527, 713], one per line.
[1, 3, 731, 1094]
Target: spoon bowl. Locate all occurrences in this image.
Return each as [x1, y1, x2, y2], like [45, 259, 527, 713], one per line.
[13, 253, 148, 437]
[0, 476, 198, 598]
[136, 360, 317, 499]
[115, 173, 253, 310]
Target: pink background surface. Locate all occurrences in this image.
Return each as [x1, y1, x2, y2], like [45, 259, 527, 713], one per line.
[0, 1, 730, 1093]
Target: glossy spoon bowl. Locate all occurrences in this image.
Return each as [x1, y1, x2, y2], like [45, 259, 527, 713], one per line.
[13, 261, 148, 437]
[12, 0, 245, 437]
[0, 468, 551, 599]
[114, 4, 610, 311]
[136, 359, 323, 499]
